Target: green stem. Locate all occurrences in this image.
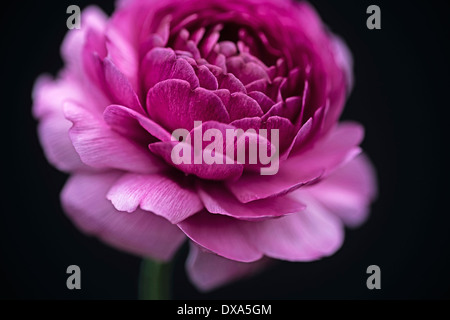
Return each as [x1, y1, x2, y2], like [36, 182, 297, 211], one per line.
[139, 259, 173, 300]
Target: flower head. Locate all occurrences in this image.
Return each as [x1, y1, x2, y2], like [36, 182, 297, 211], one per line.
[33, 0, 377, 291]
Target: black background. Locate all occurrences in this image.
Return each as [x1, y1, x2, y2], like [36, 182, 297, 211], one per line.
[1, 0, 449, 299]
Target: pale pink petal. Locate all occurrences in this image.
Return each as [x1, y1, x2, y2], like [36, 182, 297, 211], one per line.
[186, 243, 269, 292]
[64, 101, 163, 173]
[61, 171, 186, 261]
[107, 172, 204, 224]
[178, 211, 262, 262]
[246, 193, 344, 261]
[37, 114, 88, 172]
[305, 154, 377, 227]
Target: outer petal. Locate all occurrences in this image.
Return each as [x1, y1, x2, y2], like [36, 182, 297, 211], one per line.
[61, 171, 186, 261]
[64, 101, 163, 173]
[178, 211, 262, 262]
[37, 113, 88, 172]
[245, 193, 344, 261]
[107, 172, 204, 224]
[186, 243, 269, 292]
[304, 154, 377, 227]
[33, 76, 88, 172]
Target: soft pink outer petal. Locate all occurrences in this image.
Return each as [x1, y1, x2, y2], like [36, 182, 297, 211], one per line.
[245, 194, 344, 261]
[64, 101, 163, 173]
[61, 171, 186, 261]
[178, 211, 262, 262]
[186, 243, 269, 292]
[107, 172, 204, 224]
[304, 154, 377, 227]
[179, 194, 344, 263]
[37, 114, 88, 172]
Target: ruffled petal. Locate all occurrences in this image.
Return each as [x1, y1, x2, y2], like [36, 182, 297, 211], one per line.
[107, 172, 203, 224]
[61, 171, 186, 261]
[64, 101, 163, 173]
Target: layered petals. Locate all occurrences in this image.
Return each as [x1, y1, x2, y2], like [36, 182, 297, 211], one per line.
[61, 171, 186, 261]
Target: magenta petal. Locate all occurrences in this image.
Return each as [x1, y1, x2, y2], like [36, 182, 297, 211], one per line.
[107, 172, 204, 224]
[64, 101, 163, 173]
[102, 58, 144, 114]
[216, 73, 247, 94]
[195, 65, 218, 90]
[186, 243, 268, 292]
[263, 96, 301, 121]
[178, 211, 262, 262]
[142, 47, 199, 90]
[305, 154, 377, 227]
[226, 56, 269, 85]
[226, 92, 263, 121]
[247, 91, 275, 113]
[245, 194, 344, 261]
[198, 181, 305, 220]
[104, 104, 172, 142]
[61, 171, 186, 261]
[147, 79, 230, 132]
[227, 166, 322, 204]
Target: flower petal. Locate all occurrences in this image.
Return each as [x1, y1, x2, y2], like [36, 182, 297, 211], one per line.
[104, 104, 172, 142]
[101, 58, 145, 114]
[197, 181, 305, 220]
[142, 47, 199, 91]
[107, 172, 204, 224]
[227, 122, 363, 203]
[178, 211, 262, 262]
[226, 92, 263, 121]
[246, 193, 344, 261]
[64, 101, 162, 173]
[147, 79, 230, 132]
[186, 243, 269, 292]
[37, 113, 88, 172]
[305, 154, 377, 227]
[61, 171, 186, 261]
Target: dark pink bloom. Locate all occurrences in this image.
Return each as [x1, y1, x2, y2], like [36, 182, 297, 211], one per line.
[33, 0, 377, 291]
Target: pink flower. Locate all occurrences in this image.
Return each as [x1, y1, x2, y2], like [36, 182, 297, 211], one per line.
[33, 0, 377, 291]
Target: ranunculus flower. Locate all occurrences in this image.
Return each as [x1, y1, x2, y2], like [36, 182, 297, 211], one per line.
[33, 0, 377, 292]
